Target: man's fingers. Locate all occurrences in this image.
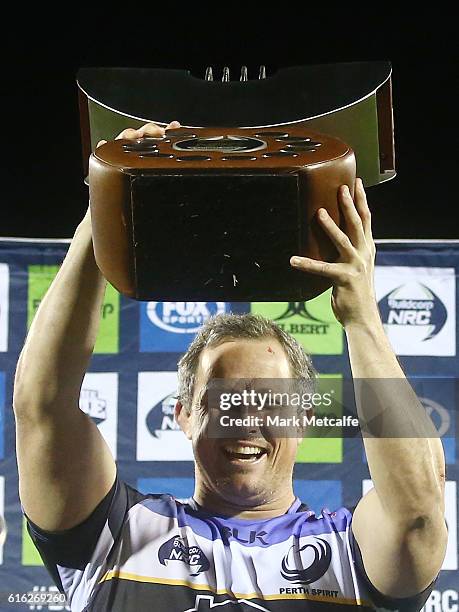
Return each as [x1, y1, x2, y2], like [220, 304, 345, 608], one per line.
[353, 178, 373, 243]
[338, 185, 366, 248]
[315, 208, 354, 257]
[115, 128, 143, 140]
[115, 122, 167, 140]
[136, 122, 168, 138]
[96, 140, 107, 148]
[166, 120, 181, 130]
[290, 256, 345, 281]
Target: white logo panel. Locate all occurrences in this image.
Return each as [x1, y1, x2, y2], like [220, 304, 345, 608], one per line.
[137, 372, 193, 461]
[80, 373, 118, 459]
[0, 264, 9, 352]
[375, 266, 456, 356]
[363, 480, 457, 570]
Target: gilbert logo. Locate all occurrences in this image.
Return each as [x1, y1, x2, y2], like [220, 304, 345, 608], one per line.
[375, 267, 456, 356]
[146, 302, 226, 333]
[274, 302, 329, 335]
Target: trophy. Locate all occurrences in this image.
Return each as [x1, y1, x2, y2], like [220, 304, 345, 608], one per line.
[78, 63, 394, 301]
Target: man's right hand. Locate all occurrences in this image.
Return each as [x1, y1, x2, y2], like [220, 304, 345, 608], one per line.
[96, 120, 181, 149]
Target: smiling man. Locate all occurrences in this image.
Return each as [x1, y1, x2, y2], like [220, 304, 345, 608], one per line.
[13, 122, 447, 611]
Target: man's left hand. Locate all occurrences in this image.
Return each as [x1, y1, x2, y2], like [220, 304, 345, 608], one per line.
[290, 178, 379, 328]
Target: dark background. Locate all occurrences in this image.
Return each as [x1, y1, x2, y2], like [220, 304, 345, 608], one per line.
[2, 12, 456, 239]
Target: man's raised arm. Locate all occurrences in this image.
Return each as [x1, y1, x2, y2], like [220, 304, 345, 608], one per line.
[13, 121, 178, 532]
[13, 206, 117, 532]
[290, 179, 447, 599]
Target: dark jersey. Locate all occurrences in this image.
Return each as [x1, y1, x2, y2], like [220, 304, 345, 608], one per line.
[25, 475, 437, 611]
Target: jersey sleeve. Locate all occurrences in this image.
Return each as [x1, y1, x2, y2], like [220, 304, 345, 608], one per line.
[349, 522, 438, 611]
[23, 473, 128, 593]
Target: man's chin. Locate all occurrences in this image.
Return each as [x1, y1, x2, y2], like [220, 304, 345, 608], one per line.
[214, 475, 270, 507]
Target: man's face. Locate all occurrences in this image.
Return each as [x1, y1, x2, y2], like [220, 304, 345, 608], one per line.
[177, 338, 302, 508]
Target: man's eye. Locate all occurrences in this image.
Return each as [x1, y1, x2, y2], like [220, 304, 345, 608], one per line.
[264, 402, 282, 409]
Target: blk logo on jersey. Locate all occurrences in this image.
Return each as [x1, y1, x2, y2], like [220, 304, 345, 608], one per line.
[281, 537, 332, 584]
[146, 392, 180, 438]
[375, 267, 456, 356]
[220, 526, 268, 546]
[378, 283, 447, 340]
[140, 302, 229, 352]
[159, 536, 209, 576]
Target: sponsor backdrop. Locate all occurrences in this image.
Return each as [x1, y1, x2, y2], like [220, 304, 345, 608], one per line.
[0, 239, 457, 611]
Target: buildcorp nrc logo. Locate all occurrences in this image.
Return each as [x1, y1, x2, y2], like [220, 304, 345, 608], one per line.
[378, 283, 447, 341]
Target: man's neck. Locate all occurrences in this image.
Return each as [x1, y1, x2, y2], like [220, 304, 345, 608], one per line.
[192, 488, 297, 520]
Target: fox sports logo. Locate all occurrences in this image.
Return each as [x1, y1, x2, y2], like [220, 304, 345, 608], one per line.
[146, 302, 227, 334]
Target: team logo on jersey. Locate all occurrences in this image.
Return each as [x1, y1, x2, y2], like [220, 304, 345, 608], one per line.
[147, 302, 227, 334]
[378, 283, 447, 341]
[146, 392, 180, 438]
[280, 537, 331, 584]
[184, 595, 270, 611]
[159, 535, 210, 576]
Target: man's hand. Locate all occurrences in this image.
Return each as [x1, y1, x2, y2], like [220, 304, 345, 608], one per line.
[96, 120, 181, 148]
[290, 178, 378, 328]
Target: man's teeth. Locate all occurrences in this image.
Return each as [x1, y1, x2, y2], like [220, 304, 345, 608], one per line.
[225, 446, 264, 456]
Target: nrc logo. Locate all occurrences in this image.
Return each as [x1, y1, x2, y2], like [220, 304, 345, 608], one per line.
[146, 302, 227, 333]
[146, 392, 180, 438]
[158, 535, 210, 576]
[378, 283, 447, 341]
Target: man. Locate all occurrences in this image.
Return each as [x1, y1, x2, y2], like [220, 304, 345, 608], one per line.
[13, 122, 447, 611]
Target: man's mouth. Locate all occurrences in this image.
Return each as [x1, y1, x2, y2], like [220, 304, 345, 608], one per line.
[222, 444, 268, 463]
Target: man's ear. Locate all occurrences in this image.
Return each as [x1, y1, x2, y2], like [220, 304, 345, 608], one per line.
[175, 401, 192, 440]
